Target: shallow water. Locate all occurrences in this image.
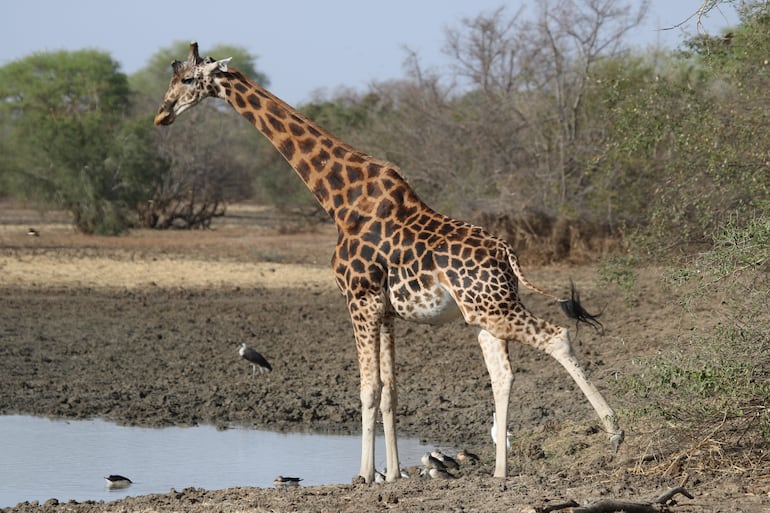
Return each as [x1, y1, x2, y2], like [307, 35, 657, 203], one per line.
[0, 415, 434, 508]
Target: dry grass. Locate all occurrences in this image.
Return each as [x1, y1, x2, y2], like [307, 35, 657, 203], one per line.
[0, 203, 338, 290]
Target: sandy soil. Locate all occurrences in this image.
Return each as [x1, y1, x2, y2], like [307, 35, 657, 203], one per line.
[1, 204, 767, 512]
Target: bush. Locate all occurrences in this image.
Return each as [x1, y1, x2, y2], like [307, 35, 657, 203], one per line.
[618, 210, 770, 468]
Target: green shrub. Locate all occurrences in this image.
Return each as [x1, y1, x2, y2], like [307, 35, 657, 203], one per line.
[619, 211, 770, 454]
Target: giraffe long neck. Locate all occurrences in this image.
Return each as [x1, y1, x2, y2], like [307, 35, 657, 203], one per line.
[216, 69, 407, 220]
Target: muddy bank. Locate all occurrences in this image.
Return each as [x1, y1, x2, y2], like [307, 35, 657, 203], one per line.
[1, 208, 767, 512]
[1, 282, 606, 447]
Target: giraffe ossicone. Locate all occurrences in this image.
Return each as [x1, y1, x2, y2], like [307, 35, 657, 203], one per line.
[155, 41, 624, 483]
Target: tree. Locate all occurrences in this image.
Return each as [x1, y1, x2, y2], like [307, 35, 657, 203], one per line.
[444, 1, 648, 213]
[0, 50, 167, 234]
[350, 1, 647, 224]
[589, 0, 770, 248]
[132, 42, 271, 228]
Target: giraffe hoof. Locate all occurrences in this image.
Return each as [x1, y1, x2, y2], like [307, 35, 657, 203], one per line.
[610, 431, 625, 452]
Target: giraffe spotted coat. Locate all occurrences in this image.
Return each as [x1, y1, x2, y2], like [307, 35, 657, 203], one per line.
[155, 42, 623, 484]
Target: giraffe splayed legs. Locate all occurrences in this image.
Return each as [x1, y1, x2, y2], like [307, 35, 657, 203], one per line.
[154, 42, 623, 484]
[479, 324, 621, 477]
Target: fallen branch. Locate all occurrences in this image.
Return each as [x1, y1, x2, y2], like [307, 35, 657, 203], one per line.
[538, 487, 693, 513]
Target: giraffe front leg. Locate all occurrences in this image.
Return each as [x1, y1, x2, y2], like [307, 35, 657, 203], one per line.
[359, 372, 380, 484]
[349, 296, 386, 484]
[545, 328, 624, 450]
[478, 329, 513, 479]
[357, 337, 381, 484]
[379, 316, 401, 481]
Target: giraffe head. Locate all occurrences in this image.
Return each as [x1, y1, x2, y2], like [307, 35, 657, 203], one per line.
[154, 42, 232, 126]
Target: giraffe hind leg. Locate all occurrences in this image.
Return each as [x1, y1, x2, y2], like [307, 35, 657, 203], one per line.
[542, 327, 624, 448]
[482, 306, 623, 453]
[477, 329, 513, 478]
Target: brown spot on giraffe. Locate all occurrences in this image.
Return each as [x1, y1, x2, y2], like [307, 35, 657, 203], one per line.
[154, 41, 623, 484]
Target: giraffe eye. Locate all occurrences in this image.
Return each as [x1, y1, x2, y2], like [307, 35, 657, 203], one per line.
[181, 77, 194, 85]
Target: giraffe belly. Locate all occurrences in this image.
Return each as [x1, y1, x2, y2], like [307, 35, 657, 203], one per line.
[388, 284, 462, 325]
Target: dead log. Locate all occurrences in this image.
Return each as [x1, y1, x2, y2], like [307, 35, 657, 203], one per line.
[537, 487, 693, 513]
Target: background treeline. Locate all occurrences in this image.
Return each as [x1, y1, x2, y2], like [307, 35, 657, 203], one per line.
[0, 1, 766, 256]
[310, 2, 769, 262]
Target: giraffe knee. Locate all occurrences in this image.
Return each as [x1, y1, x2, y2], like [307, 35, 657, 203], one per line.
[379, 384, 397, 414]
[478, 329, 514, 390]
[542, 328, 575, 358]
[360, 381, 382, 410]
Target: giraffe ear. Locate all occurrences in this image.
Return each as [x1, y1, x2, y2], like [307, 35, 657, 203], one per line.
[201, 57, 232, 76]
[216, 57, 232, 72]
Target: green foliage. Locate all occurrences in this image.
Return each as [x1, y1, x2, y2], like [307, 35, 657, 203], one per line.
[596, 254, 639, 305]
[590, 2, 770, 254]
[666, 210, 769, 292]
[301, 93, 382, 135]
[0, 50, 167, 234]
[619, 210, 770, 449]
[621, 324, 770, 446]
[622, 327, 769, 428]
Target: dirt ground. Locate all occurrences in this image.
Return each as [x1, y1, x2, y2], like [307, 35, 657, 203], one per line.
[1, 203, 767, 513]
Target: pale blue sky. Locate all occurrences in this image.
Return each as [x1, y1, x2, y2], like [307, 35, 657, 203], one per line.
[1, 1, 737, 105]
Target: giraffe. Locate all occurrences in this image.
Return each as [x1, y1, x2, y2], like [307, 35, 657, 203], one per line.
[154, 42, 624, 483]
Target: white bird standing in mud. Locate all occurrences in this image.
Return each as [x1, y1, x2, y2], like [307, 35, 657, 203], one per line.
[491, 413, 512, 450]
[239, 343, 272, 376]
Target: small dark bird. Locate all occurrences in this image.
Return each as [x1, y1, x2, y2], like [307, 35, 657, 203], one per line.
[26, 228, 39, 237]
[104, 475, 132, 489]
[428, 467, 456, 479]
[421, 452, 446, 471]
[430, 450, 459, 471]
[274, 475, 302, 488]
[456, 449, 480, 465]
[239, 342, 272, 376]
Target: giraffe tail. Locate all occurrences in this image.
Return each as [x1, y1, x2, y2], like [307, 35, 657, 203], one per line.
[559, 280, 604, 333]
[505, 248, 603, 333]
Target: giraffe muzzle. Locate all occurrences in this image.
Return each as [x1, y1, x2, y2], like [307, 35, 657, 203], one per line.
[154, 109, 175, 126]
